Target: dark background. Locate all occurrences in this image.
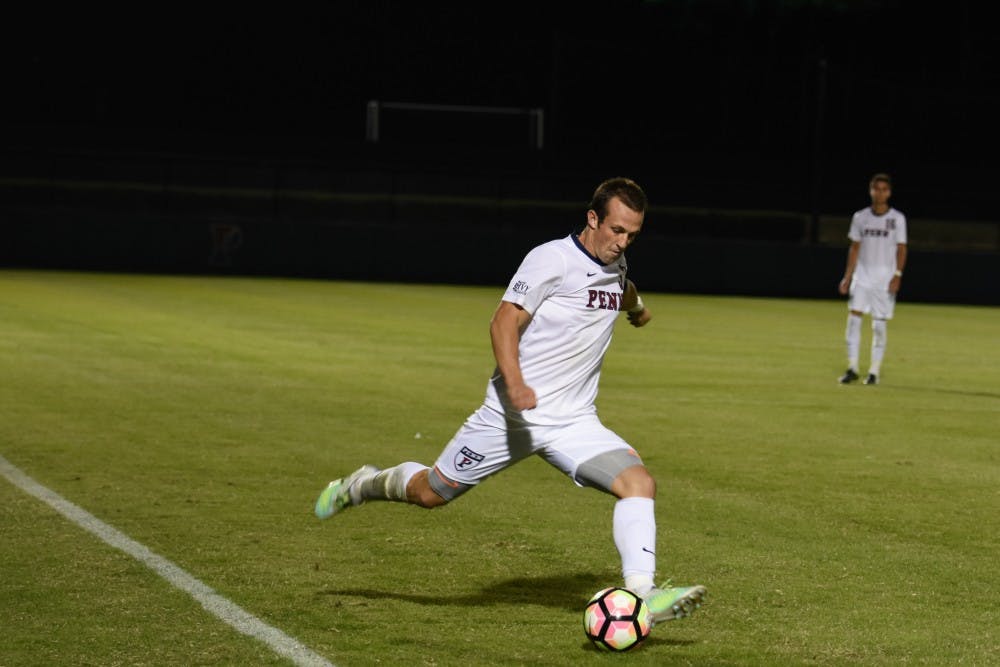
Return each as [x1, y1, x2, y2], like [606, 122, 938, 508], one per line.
[2, 1, 998, 302]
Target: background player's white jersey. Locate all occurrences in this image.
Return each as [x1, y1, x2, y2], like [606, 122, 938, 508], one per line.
[485, 234, 626, 425]
[848, 206, 907, 288]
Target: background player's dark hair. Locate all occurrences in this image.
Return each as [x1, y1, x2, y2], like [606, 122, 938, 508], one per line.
[589, 177, 647, 222]
[870, 173, 892, 188]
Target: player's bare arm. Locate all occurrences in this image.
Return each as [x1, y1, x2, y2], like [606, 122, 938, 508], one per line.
[622, 279, 652, 328]
[889, 243, 907, 294]
[489, 300, 537, 410]
[839, 241, 860, 295]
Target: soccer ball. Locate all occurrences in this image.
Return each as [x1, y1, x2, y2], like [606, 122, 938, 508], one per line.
[582, 587, 652, 651]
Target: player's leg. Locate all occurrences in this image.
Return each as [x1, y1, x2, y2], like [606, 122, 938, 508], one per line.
[538, 423, 654, 589]
[607, 464, 657, 595]
[865, 289, 894, 384]
[574, 451, 658, 594]
[358, 462, 437, 505]
[316, 405, 530, 518]
[541, 418, 706, 623]
[866, 318, 887, 384]
[603, 465, 705, 622]
[840, 308, 864, 384]
[314, 462, 418, 519]
[314, 461, 467, 517]
[544, 427, 656, 590]
[841, 281, 868, 383]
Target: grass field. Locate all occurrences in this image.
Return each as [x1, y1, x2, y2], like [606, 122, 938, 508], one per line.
[1, 269, 997, 666]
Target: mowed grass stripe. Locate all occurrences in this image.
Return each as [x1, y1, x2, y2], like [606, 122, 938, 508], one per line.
[1, 269, 998, 666]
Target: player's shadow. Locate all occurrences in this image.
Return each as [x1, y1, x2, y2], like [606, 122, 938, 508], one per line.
[891, 385, 1000, 400]
[319, 572, 600, 612]
[579, 636, 698, 651]
[319, 573, 699, 648]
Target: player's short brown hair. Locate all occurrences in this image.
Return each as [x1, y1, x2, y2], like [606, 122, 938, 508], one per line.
[870, 172, 892, 188]
[589, 177, 647, 222]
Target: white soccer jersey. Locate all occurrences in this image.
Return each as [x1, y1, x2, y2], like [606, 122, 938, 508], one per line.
[484, 234, 627, 425]
[848, 206, 908, 288]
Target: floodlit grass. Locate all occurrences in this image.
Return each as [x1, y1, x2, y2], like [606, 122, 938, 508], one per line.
[1, 269, 998, 666]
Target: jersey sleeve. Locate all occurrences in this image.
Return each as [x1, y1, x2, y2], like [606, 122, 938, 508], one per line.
[847, 212, 863, 242]
[895, 212, 908, 244]
[501, 244, 565, 315]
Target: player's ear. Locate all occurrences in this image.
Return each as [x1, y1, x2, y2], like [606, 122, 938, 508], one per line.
[586, 209, 599, 229]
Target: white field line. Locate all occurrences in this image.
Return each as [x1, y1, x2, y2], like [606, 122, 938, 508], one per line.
[0, 454, 334, 667]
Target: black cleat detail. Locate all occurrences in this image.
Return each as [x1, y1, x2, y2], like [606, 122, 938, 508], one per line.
[838, 369, 860, 384]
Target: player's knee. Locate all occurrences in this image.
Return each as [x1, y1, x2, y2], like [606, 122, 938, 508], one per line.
[612, 465, 656, 499]
[405, 469, 448, 508]
[577, 449, 651, 498]
[408, 467, 474, 508]
[414, 485, 449, 508]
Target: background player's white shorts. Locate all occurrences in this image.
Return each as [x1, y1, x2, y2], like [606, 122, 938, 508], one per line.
[849, 282, 896, 320]
[433, 404, 636, 488]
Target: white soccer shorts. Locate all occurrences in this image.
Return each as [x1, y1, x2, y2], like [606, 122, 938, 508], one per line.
[432, 404, 637, 489]
[849, 282, 896, 320]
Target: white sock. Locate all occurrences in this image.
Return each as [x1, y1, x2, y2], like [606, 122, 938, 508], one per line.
[870, 319, 887, 375]
[845, 313, 862, 370]
[625, 574, 656, 597]
[613, 497, 656, 595]
[354, 462, 427, 503]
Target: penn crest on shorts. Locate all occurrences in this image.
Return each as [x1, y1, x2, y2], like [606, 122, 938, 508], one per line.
[454, 446, 484, 471]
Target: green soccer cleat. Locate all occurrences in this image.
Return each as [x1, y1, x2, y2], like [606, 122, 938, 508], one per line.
[642, 583, 707, 624]
[314, 465, 379, 519]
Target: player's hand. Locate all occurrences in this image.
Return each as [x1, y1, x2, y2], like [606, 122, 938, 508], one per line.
[507, 383, 538, 411]
[627, 307, 652, 328]
[888, 276, 901, 295]
[838, 278, 850, 295]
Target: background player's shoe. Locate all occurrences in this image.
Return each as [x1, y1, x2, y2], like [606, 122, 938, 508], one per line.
[314, 465, 379, 519]
[642, 583, 707, 624]
[839, 369, 859, 384]
[863, 373, 878, 385]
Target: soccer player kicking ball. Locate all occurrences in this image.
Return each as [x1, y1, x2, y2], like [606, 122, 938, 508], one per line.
[838, 173, 908, 385]
[315, 177, 706, 624]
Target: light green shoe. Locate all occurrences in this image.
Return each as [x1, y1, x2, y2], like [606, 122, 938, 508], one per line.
[314, 465, 379, 519]
[642, 583, 707, 624]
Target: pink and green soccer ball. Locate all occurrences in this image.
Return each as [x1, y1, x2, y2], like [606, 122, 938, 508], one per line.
[582, 587, 652, 651]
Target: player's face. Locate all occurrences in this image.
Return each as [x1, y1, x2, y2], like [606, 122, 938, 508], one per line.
[585, 197, 644, 264]
[870, 180, 891, 207]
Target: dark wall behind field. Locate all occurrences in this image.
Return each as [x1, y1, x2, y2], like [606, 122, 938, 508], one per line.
[2, 153, 997, 305]
[6, 204, 997, 306]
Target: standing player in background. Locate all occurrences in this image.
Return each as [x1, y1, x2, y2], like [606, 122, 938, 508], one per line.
[314, 177, 707, 625]
[838, 173, 908, 385]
